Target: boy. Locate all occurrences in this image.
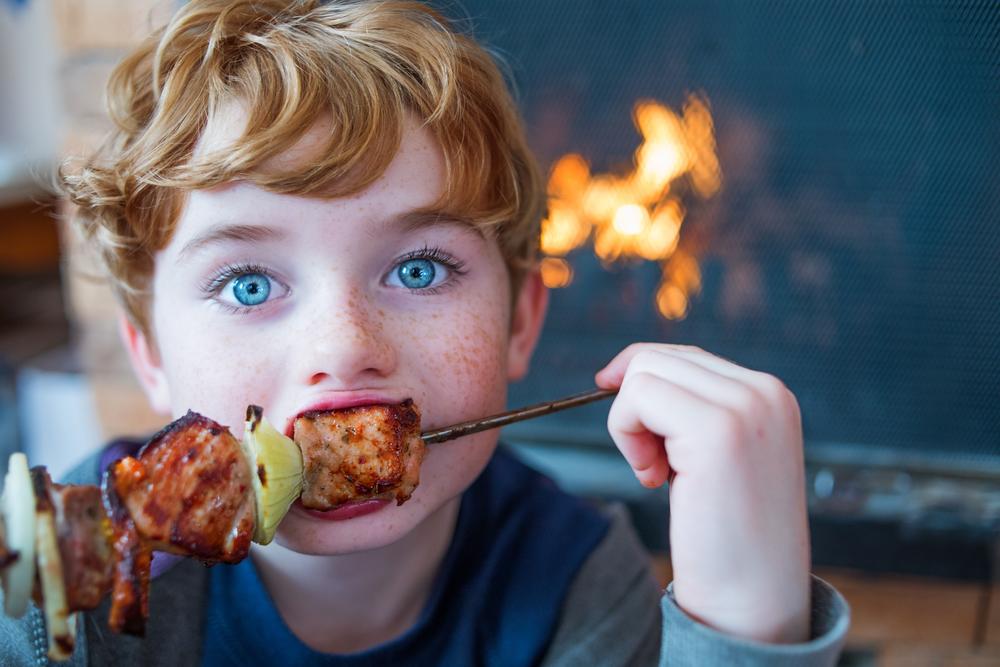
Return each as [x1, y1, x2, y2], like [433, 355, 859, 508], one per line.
[5, 0, 848, 664]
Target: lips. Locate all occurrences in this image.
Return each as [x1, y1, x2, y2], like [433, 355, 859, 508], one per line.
[292, 498, 391, 521]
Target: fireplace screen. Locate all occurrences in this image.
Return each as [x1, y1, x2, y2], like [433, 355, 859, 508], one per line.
[450, 0, 1000, 464]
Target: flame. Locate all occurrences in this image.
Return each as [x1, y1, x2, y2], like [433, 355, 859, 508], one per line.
[612, 204, 649, 236]
[682, 96, 722, 198]
[547, 153, 590, 201]
[631, 101, 689, 202]
[637, 200, 683, 261]
[539, 257, 574, 288]
[540, 93, 721, 319]
[540, 200, 589, 256]
[656, 282, 689, 320]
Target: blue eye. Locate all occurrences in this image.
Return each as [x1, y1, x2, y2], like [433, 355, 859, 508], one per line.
[231, 273, 271, 306]
[396, 258, 436, 289]
[201, 263, 288, 313]
[384, 247, 466, 293]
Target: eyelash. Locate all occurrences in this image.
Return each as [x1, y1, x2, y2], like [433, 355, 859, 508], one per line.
[200, 246, 468, 314]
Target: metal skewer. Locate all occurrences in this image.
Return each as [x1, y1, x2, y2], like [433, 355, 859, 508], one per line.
[421, 388, 618, 444]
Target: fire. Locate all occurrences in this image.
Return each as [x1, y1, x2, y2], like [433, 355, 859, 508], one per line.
[539, 94, 721, 319]
[539, 257, 573, 288]
[612, 204, 648, 236]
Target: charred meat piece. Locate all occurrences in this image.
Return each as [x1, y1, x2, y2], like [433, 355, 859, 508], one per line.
[102, 468, 150, 636]
[108, 411, 254, 563]
[51, 483, 114, 613]
[294, 399, 424, 509]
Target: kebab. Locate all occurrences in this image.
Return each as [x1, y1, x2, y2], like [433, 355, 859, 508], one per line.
[0, 389, 615, 660]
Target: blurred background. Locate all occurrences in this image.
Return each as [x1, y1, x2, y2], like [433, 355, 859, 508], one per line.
[0, 1, 997, 664]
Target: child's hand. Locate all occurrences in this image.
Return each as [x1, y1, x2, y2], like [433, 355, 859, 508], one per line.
[595, 343, 811, 644]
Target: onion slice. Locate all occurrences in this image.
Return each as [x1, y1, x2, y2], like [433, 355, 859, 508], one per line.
[1, 453, 36, 617]
[31, 467, 74, 660]
[242, 405, 304, 545]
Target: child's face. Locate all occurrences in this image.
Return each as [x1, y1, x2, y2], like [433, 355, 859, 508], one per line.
[122, 110, 546, 554]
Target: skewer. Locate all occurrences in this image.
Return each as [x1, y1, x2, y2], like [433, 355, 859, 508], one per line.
[0, 389, 620, 657]
[421, 388, 618, 444]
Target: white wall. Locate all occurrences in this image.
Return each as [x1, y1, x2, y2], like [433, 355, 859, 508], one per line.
[0, 0, 62, 204]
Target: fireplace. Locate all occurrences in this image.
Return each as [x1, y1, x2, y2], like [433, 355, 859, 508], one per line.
[446, 0, 1000, 579]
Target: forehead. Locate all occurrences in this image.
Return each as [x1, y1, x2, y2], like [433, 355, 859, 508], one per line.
[195, 100, 419, 178]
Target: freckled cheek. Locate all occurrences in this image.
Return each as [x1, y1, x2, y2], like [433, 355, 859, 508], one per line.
[156, 316, 278, 429]
[399, 301, 509, 422]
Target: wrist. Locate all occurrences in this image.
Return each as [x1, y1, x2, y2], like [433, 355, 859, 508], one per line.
[673, 582, 812, 644]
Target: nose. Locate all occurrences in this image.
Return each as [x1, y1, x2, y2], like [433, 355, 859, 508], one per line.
[296, 288, 398, 387]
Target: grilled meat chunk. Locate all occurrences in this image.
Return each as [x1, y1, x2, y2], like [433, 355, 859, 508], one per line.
[108, 411, 254, 563]
[51, 483, 113, 612]
[294, 399, 424, 509]
[102, 470, 150, 636]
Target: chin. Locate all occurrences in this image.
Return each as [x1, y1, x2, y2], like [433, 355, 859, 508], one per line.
[274, 487, 448, 555]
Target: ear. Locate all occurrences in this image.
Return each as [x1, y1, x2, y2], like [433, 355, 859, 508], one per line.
[506, 268, 549, 381]
[117, 313, 172, 415]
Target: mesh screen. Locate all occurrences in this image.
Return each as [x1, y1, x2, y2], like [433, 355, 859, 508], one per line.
[447, 0, 1000, 460]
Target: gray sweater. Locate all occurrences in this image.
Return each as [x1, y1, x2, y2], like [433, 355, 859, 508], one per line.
[0, 453, 849, 666]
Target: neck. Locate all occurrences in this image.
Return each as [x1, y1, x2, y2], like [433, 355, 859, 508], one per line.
[251, 497, 460, 654]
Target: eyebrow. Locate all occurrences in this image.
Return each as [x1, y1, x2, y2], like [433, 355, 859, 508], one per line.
[176, 224, 286, 263]
[378, 209, 483, 237]
[176, 211, 481, 263]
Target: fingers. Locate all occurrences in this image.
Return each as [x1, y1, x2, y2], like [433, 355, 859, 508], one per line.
[607, 371, 728, 487]
[597, 343, 739, 386]
[618, 348, 766, 415]
[595, 342, 655, 388]
[596, 343, 798, 419]
[613, 428, 671, 488]
[600, 343, 802, 489]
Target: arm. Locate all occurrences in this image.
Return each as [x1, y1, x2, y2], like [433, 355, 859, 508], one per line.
[661, 574, 850, 666]
[541, 506, 850, 667]
[540, 504, 662, 667]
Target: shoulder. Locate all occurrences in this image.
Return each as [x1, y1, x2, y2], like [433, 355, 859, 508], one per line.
[60, 439, 143, 486]
[541, 503, 662, 666]
[449, 448, 616, 664]
[481, 447, 607, 520]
